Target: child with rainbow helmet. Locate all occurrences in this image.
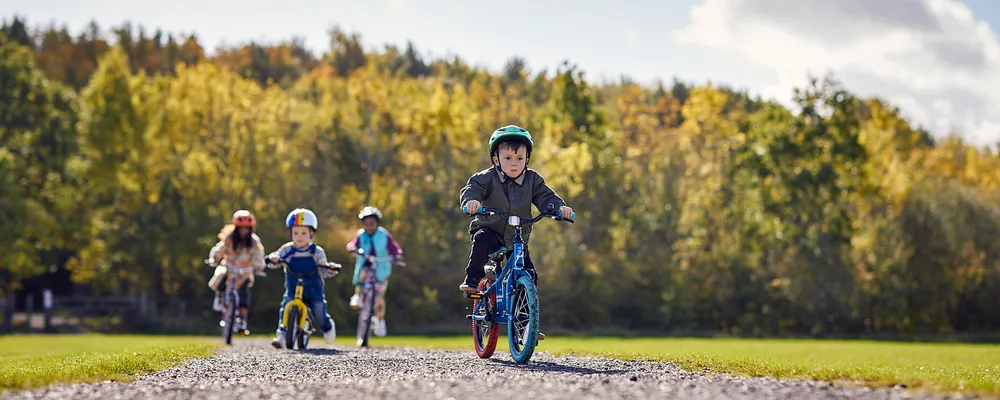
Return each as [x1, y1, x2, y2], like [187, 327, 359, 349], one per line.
[266, 208, 341, 348]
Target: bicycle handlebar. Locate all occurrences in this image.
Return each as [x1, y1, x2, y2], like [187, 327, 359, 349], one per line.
[462, 205, 576, 224]
[354, 248, 406, 266]
[264, 257, 342, 274]
[204, 259, 259, 275]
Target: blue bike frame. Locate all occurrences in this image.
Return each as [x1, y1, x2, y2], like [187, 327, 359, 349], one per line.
[463, 205, 574, 325]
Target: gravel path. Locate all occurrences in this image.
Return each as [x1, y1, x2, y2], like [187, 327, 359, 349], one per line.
[4, 339, 974, 400]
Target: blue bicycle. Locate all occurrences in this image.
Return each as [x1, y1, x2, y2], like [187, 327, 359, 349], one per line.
[462, 205, 574, 364]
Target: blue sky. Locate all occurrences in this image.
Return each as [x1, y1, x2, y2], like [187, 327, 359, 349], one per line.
[2, 0, 999, 145]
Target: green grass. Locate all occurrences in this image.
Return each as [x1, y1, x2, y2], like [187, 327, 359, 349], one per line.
[0, 334, 220, 392]
[351, 334, 1000, 397]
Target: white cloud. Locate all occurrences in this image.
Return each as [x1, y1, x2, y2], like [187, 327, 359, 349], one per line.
[674, 0, 1000, 146]
[388, 0, 411, 11]
[624, 27, 639, 46]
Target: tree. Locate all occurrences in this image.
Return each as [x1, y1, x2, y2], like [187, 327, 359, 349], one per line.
[0, 34, 79, 297]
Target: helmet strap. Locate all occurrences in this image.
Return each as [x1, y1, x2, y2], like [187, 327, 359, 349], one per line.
[493, 163, 527, 181]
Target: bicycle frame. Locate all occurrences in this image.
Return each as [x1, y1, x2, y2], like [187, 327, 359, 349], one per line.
[282, 273, 312, 333]
[205, 260, 256, 344]
[465, 206, 574, 325]
[266, 258, 338, 333]
[354, 249, 394, 346]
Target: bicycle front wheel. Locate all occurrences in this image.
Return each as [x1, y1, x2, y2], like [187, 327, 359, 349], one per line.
[357, 283, 377, 347]
[223, 293, 238, 345]
[285, 306, 299, 350]
[507, 275, 540, 364]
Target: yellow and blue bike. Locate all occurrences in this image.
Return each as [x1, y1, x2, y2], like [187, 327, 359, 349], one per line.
[462, 204, 574, 364]
[265, 257, 341, 350]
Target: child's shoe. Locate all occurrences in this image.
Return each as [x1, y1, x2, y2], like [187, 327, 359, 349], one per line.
[323, 324, 337, 344]
[459, 282, 477, 294]
[212, 292, 223, 312]
[349, 294, 360, 310]
[271, 330, 285, 349]
[374, 317, 387, 337]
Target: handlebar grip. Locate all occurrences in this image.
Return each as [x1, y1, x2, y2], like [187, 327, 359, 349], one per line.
[462, 205, 486, 215]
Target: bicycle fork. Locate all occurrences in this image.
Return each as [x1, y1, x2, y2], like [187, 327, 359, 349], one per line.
[282, 278, 309, 330]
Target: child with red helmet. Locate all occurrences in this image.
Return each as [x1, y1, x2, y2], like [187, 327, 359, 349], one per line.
[207, 210, 267, 334]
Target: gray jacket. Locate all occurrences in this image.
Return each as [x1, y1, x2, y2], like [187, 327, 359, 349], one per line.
[459, 166, 568, 248]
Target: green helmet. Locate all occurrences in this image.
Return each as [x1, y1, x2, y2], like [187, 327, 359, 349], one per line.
[488, 125, 534, 158]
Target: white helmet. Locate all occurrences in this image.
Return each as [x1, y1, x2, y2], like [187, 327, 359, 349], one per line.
[357, 206, 383, 221]
[285, 208, 319, 230]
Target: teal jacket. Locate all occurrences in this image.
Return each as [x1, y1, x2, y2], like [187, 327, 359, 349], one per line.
[346, 226, 403, 285]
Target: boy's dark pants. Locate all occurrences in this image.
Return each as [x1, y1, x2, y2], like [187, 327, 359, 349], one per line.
[464, 227, 538, 286]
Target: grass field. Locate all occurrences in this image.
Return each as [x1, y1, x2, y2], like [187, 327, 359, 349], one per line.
[0, 334, 219, 392]
[343, 334, 1000, 397]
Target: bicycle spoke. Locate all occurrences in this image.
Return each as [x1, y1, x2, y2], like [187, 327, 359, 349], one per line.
[510, 288, 531, 347]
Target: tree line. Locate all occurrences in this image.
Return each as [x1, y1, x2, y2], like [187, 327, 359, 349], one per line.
[3, 16, 1000, 336]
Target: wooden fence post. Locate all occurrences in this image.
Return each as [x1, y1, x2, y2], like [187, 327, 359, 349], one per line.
[1, 294, 12, 333]
[43, 289, 53, 332]
[25, 293, 34, 332]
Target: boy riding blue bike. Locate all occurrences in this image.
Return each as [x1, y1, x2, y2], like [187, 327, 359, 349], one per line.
[459, 124, 574, 341]
[267, 208, 341, 349]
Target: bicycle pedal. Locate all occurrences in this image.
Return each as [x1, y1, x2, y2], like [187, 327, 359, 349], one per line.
[464, 292, 482, 299]
[465, 314, 473, 320]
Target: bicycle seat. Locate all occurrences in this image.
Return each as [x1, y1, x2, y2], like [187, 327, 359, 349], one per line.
[488, 246, 508, 262]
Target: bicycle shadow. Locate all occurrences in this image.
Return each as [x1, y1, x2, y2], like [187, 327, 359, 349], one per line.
[297, 348, 343, 356]
[486, 359, 629, 375]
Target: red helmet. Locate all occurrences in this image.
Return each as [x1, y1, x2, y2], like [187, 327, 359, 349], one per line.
[231, 210, 256, 228]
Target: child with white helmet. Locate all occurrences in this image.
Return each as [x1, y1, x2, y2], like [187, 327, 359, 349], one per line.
[266, 208, 341, 348]
[346, 206, 405, 337]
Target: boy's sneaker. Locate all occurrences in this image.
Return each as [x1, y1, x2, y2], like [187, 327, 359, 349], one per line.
[349, 294, 360, 310]
[374, 317, 387, 337]
[459, 283, 477, 294]
[323, 324, 337, 344]
[519, 329, 547, 345]
[212, 293, 222, 312]
[271, 331, 285, 349]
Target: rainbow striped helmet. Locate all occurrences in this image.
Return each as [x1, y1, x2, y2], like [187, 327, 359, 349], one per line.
[285, 208, 318, 230]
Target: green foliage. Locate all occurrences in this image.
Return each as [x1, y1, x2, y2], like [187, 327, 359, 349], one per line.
[3, 19, 1000, 336]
